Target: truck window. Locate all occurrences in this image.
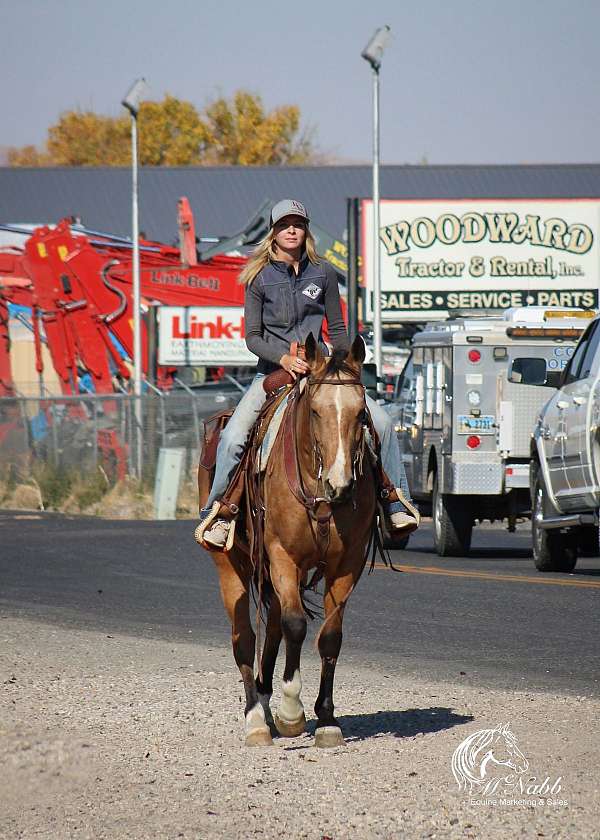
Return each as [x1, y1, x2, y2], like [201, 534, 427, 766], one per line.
[563, 322, 596, 385]
[577, 321, 600, 381]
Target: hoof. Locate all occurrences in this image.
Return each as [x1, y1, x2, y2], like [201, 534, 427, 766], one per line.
[273, 711, 306, 738]
[314, 725, 345, 748]
[245, 726, 274, 747]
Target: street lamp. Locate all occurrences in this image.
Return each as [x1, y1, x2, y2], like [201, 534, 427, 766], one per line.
[361, 25, 391, 389]
[122, 77, 147, 478]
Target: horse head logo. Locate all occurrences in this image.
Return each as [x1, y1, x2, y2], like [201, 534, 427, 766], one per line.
[452, 723, 529, 793]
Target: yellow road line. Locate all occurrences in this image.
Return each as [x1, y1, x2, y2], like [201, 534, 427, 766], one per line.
[373, 563, 600, 589]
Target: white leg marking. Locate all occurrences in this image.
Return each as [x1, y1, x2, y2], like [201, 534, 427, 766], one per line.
[278, 669, 304, 723]
[327, 389, 347, 489]
[245, 701, 267, 736]
[244, 700, 273, 746]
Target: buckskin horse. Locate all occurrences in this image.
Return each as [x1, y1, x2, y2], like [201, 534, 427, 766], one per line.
[197, 334, 380, 748]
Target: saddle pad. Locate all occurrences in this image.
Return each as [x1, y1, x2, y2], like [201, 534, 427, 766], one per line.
[255, 391, 290, 473]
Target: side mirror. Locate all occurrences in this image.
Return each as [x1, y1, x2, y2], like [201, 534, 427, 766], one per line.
[508, 357, 548, 386]
[361, 363, 378, 390]
[544, 370, 563, 389]
[361, 363, 395, 400]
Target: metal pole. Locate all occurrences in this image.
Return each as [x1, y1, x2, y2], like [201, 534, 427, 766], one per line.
[347, 198, 359, 342]
[131, 113, 143, 478]
[372, 67, 383, 387]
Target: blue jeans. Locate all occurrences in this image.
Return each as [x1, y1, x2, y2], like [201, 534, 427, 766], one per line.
[201, 374, 411, 517]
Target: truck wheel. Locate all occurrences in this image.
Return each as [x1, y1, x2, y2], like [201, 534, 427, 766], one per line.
[531, 473, 577, 572]
[432, 474, 473, 557]
[576, 525, 599, 556]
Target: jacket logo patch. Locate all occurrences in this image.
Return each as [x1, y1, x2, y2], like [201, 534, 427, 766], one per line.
[302, 283, 322, 300]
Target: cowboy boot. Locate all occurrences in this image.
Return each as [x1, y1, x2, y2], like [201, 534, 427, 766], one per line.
[195, 501, 238, 552]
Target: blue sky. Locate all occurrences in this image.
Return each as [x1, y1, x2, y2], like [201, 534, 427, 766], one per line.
[2, 0, 600, 165]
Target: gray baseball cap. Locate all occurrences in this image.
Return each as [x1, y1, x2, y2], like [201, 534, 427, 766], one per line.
[270, 198, 310, 226]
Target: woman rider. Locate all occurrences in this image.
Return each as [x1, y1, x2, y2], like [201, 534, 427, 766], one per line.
[197, 198, 416, 549]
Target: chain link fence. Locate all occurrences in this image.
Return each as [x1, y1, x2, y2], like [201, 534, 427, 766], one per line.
[0, 384, 245, 511]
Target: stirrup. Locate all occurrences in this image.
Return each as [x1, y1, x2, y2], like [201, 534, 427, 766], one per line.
[393, 491, 420, 530]
[379, 490, 420, 540]
[195, 501, 237, 552]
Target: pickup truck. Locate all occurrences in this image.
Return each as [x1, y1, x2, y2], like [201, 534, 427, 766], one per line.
[529, 314, 600, 571]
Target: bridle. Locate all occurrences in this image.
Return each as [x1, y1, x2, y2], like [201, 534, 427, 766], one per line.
[305, 376, 367, 508]
[280, 373, 370, 563]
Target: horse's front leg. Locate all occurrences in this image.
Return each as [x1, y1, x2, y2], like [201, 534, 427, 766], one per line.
[213, 552, 273, 747]
[268, 543, 307, 737]
[314, 561, 363, 748]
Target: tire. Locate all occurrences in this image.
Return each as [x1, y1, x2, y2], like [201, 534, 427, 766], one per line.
[531, 472, 578, 572]
[576, 525, 599, 557]
[432, 474, 473, 557]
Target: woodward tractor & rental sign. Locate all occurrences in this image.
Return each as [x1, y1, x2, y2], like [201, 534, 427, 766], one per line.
[361, 199, 600, 321]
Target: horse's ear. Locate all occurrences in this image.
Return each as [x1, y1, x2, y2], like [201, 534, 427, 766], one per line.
[305, 332, 324, 366]
[347, 334, 366, 367]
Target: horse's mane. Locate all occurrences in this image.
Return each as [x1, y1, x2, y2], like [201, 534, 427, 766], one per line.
[320, 349, 358, 379]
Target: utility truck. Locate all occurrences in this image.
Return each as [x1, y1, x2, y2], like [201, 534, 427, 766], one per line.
[391, 307, 594, 555]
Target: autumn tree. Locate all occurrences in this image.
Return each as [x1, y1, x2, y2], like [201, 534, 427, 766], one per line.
[200, 91, 314, 165]
[8, 92, 317, 167]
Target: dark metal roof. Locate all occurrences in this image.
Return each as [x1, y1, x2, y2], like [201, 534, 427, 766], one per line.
[2, 164, 600, 244]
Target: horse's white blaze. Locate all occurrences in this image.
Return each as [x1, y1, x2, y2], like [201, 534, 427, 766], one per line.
[327, 388, 348, 489]
[245, 701, 268, 736]
[277, 669, 304, 722]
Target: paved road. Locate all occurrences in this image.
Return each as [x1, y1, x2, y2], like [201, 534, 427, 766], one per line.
[1, 510, 599, 696]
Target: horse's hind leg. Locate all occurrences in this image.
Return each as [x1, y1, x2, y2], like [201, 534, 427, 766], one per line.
[314, 566, 362, 748]
[213, 552, 273, 747]
[255, 591, 282, 731]
[269, 546, 307, 737]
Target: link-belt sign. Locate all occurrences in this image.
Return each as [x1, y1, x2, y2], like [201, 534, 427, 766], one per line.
[158, 306, 257, 366]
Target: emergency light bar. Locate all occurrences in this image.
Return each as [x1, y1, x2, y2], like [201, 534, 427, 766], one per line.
[503, 306, 596, 325]
[543, 309, 596, 320]
[506, 327, 584, 339]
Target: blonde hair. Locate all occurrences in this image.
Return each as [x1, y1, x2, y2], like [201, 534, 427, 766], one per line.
[239, 226, 321, 287]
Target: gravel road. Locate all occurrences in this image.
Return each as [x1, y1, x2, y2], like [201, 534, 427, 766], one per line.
[2, 615, 598, 840]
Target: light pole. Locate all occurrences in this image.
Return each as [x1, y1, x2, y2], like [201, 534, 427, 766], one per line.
[361, 26, 391, 389]
[122, 77, 147, 478]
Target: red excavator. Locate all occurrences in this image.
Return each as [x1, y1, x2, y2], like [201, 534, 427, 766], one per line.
[0, 198, 248, 398]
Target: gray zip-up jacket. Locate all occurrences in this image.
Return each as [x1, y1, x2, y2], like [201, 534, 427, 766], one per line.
[244, 256, 349, 373]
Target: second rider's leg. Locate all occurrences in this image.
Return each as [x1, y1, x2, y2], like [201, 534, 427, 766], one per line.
[365, 394, 418, 530]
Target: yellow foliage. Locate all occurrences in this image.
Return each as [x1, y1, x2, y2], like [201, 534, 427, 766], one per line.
[8, 91, 317, 167]
[47, 111, 131, 166]
[8, 145, 53, 166]
[202, 91, 314, 165]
